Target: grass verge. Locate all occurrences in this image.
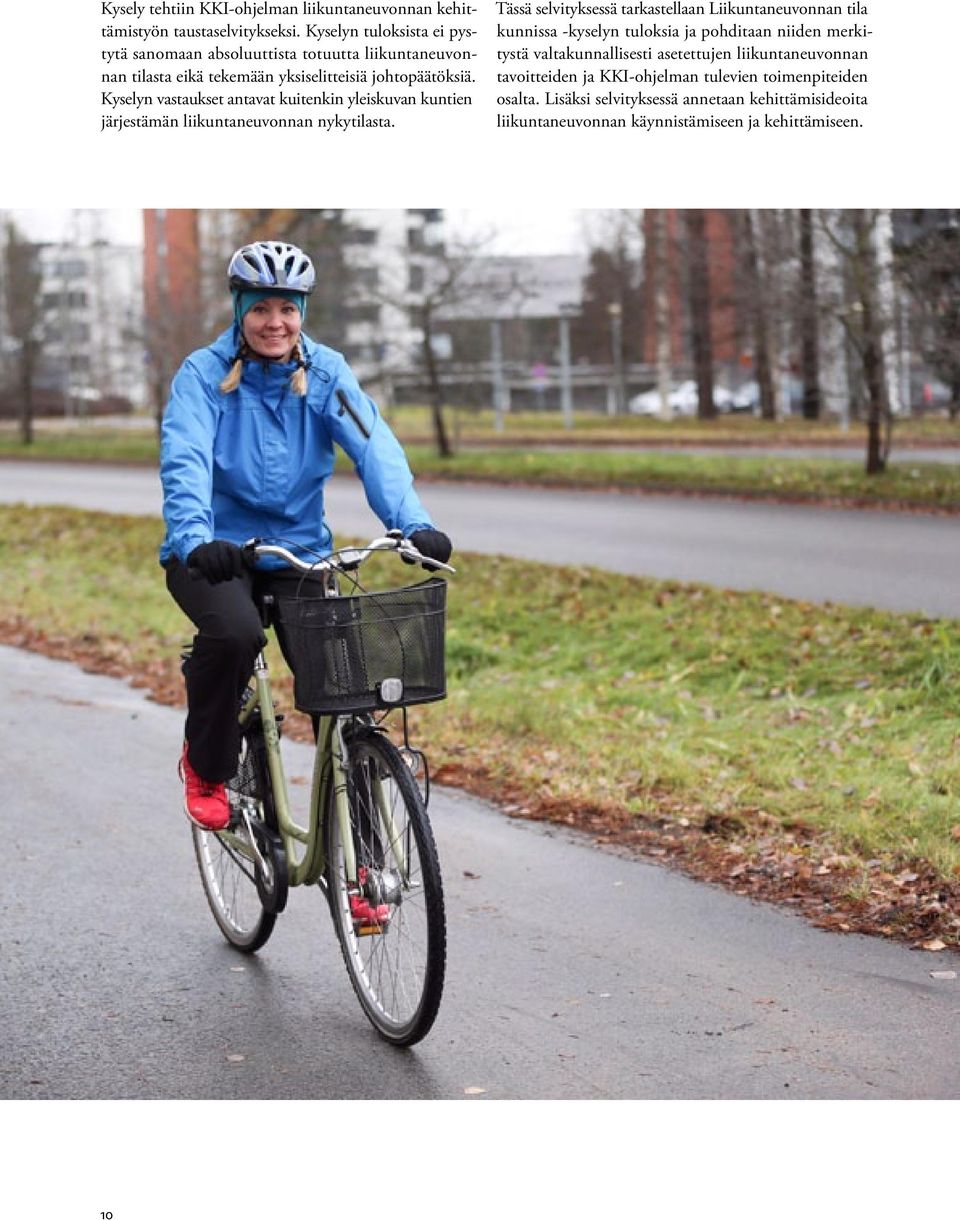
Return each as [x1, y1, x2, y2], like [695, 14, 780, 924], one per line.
[0, 429, 159, 464]
[2, 503, 959, 950]
[387, 408, 960, 448]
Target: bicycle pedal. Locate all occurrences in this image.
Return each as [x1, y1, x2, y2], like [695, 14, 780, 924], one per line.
[355, 922, 388, 937]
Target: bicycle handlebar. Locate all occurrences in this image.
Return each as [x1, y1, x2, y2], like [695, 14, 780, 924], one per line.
[243, 530, 456, 575]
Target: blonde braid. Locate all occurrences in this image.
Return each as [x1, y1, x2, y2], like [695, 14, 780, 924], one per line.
[290, 341, 308, 397]
[219, 341, 248, 394]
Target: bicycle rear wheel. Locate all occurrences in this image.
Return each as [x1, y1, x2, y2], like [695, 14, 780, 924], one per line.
[192, 723, 278, 953]
[324, 726, 446, 1046]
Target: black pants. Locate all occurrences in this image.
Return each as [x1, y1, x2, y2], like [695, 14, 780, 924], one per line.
[166, 559, 323, 782]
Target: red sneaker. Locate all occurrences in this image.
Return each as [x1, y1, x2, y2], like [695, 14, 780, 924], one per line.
[350, 871, 391, 930]
[179, 745, 230, 832]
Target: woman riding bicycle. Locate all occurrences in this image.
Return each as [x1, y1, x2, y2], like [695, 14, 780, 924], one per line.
[159, 239, 452, 835]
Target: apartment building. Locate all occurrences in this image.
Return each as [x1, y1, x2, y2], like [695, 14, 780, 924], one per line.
[0, 210, 146, 412]
[37, 239, 146, 409]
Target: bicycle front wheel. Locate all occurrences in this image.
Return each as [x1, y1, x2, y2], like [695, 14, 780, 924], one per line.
[324, 726, 446, 1046]
[192, 726, 278, 953]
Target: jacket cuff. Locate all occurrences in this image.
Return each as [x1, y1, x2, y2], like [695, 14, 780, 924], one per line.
[175, 532, 212, 565]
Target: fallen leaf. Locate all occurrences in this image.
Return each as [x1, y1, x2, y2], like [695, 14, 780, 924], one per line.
[462, 871, 481, 880]
[930, 971, 957, 980]
[464, 1086, 486, 1096]
[226, 1054, 245, 1063]
[921, 939, 947, 952]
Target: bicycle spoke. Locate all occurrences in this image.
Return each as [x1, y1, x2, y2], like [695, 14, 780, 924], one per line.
[192, 727, 276, 952]
[325, 729, 445, 1045]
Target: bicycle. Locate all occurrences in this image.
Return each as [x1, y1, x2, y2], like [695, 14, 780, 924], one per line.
[188, 530, 454, 1047]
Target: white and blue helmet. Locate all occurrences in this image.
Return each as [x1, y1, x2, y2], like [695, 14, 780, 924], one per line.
[227, 241, 316, 294]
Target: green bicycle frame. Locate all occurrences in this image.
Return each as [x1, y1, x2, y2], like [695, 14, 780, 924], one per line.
[233, 650, 358, 888]
[224, 629, 417, 898]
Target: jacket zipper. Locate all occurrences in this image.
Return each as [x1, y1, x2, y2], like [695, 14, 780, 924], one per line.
[336, 389, 371, 439]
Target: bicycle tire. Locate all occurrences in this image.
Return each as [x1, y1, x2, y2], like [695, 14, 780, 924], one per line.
[324, 726, 446, 1046]
[192, 722, 278, 953]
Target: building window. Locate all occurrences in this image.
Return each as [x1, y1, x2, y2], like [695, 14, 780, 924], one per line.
[407, 209, 443, 225]
[345, 304, 380, 325]
[352, 267, 379, 291]
[43, 290, 87, 310]
[341, 342, 376, 364]
[408, 265, 425, 294]
[51, 260, 87, 278]
[344, 227, 378, 246]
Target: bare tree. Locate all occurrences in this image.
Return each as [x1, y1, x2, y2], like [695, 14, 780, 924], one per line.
[897, 211, 960, 417]
[729, 209, 825, 422]
[821, 210, 892, 473]
[798, 209, 822, 419]
[3, 221, 43, 445]
[684, 210, 716, 420]
[648, 209, 674, 420]
[411, 237, 497, 457]
[739, 209, 777, 421]
[369, 229, 503, 458]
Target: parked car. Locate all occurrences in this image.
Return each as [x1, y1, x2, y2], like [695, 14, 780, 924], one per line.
[729, 381, 761, 413]
[629, 380, 736, 417]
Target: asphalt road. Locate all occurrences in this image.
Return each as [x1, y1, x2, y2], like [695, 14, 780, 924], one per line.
[0, 460, 957, 616]
[4, 644, 960, 1100]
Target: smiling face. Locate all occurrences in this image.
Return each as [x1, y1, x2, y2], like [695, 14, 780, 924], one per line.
[241, 296, 302, 361]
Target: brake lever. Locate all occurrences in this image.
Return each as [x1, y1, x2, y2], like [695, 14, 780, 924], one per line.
[240, 537, 262, 569]
[397, 539, 456, 573]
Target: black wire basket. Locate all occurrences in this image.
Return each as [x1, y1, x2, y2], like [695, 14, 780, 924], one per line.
[274, 578, 447, 715]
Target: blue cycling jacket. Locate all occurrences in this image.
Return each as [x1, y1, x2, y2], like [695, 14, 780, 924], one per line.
[159, 326, 434, 569]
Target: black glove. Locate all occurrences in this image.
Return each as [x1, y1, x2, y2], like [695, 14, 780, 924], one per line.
[187, 540, 245, 583]
[404, 528, 453, 567]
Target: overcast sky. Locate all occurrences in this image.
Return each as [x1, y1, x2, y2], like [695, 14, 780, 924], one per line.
[8, 207, 587, 256]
